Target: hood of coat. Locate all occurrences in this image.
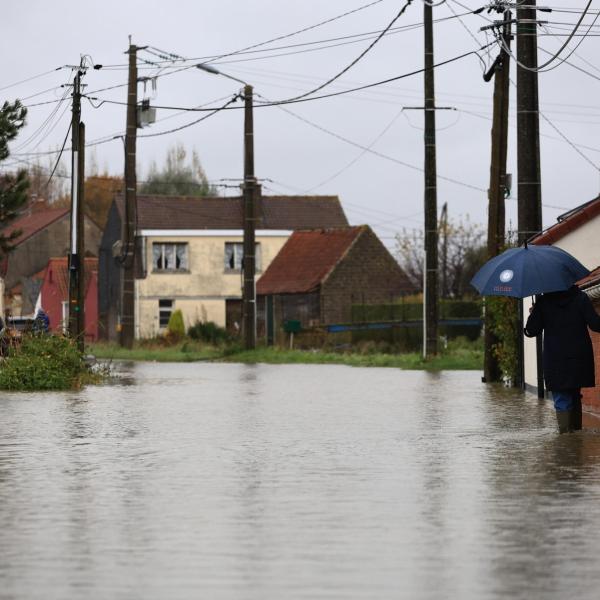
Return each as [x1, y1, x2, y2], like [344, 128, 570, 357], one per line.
[543, 285, 579, 307]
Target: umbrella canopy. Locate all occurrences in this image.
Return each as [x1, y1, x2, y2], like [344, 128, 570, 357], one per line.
[470, 244, 590, 298]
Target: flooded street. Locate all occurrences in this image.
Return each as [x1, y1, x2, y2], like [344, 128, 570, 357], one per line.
[2, 363, 600, 599]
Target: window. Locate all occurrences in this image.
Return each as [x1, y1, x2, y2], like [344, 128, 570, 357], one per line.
[152, 242, 188, 271]
[224, 242, 261, 272]
[159, 299, 173, 328]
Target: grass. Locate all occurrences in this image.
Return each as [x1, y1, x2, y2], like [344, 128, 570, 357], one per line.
[88, 337, 483, 371]
[89, 340, 223, 362]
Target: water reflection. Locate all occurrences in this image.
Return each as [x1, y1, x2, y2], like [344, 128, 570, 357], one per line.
[2, 364, 600, 599]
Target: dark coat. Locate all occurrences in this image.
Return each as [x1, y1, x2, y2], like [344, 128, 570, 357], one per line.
[524, 286, 600, 390]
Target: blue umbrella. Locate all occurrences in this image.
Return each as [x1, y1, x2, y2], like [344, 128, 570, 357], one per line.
[470, 244, 590, 298]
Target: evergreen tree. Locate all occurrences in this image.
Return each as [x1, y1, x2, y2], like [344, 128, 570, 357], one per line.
[0, 100, 29, 256]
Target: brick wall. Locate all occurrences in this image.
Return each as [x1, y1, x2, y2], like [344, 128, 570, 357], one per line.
[582, 296, 600, 415]
[320, 227, 413, 324]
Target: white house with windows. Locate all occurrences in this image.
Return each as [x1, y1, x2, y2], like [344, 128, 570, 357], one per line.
[98, 194, 349, 341]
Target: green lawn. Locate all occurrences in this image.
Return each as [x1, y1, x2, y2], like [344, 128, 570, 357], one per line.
[88, 339, 483, 371]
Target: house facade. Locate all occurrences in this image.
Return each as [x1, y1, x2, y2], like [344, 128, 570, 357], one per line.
[99, 194, 349, 341]
[256, 225, 415, 342]
[37, 257, 99, 341]
[525, 196, 600, 393]
[1, 207, 102, 317]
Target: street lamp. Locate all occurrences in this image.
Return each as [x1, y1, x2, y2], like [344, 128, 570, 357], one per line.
[197, 64, 257, 350]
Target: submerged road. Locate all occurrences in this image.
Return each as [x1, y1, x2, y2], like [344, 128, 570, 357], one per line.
[1, 362, 600, 599]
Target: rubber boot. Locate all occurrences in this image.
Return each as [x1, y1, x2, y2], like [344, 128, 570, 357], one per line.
[571, 394, 583, 431]
[556, 410, 572, 434]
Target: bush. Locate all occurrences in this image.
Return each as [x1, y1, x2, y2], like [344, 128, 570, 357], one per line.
[0, 334, 92, 391]
[187, 320, 231, 345]
[167, 309, 185, 340]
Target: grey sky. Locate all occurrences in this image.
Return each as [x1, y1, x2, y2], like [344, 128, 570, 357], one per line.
[2, 0, 600, 249]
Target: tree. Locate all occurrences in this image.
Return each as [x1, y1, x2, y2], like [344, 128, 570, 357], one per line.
[395, 214, 486, 299]
[140, 143, 218, 196]
[0, 100, 29, 256]
[84, 173, 124, 228]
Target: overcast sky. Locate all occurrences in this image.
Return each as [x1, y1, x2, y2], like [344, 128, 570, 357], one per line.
[2, 0, 600, 249]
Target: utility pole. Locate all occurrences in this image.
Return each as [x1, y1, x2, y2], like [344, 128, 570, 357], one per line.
[516, 0, 543, 395]
[68, 63, 85, 349]
[423, 0, 439, 357]
[483, 10, 512, 383]
[242, 84, 257, 350]
[120, 42, 137, 349]
[440, 202, 448, 299]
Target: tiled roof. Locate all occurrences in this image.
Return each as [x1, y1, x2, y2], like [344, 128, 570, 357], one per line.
[578, 266, 600, 289]
[532, 195, 600, 245]
[0, 207, 69, 245]
[257, 226, 365, 295]
[43, 257, 98, 299]
[119, 194, 349, 230]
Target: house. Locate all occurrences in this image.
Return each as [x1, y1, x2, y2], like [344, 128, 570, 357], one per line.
[525, 195, 600, 394]
[36, 257, 99, 341]
[98, 194, 349, 341]
[0, 206, 102, 317]
[256, 225, 415, 341]
[576, 268, 600, 417]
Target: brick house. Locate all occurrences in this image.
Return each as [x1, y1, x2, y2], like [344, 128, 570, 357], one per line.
[1, 207, 102, 317]
[99, 194, 349, 341]
[574, 268, 600, 419]
[36, 257, 99, 341]
[256, 225, 414, 342]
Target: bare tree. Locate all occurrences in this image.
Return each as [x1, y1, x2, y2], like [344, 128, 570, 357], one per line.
[395, 214, 486, 299]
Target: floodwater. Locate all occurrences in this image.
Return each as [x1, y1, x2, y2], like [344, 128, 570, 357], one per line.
[2, 363, 600, 600]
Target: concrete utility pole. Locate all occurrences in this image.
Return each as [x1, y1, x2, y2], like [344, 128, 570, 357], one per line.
[483, 10, 512, 383]
[516, 1, 543, 395]
[423, 0, 439, 357]
[242, 84, 257, 350]
[120, 43, 138, 349]
[68, 63, 85, 350]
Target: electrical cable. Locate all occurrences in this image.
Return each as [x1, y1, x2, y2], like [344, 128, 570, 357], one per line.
[137, 95, 240, 138]
[253, 0, 414, 103]
[0, 67, 63, 92]
[43, 122, 71, 189]
[272, 102, 486, 192]
[538, 16, 600, 73]
[85, 44, 493, 113]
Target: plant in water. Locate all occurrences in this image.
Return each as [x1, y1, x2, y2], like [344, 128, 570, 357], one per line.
[0, 334, 98, 391]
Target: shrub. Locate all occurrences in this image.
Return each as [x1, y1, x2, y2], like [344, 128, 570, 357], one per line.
[167, 309, 185, 340]
[188, 320, 231, 345]
[0, 334, 93, 391]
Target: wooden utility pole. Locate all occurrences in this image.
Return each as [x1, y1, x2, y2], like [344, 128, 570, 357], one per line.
[120, 43, 138, 349]
[68, 64, 85, 349]
[423, 0, 439, 357]
[516, 1, 543, 395]
[440, 202, 448, 299]
[483, 11, 512, 383]
[242, 84, 257, 350]
[517, 1, 542, 244]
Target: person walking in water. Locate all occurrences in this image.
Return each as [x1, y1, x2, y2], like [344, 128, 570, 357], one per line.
[525, 285, 600, 433]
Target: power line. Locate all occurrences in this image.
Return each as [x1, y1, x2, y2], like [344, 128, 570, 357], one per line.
[273, 102, 486, 192]
[44, 122, 72, 188]
[84, 44, 493, 112]
[137, 95, 240, 138]
[253, 0, 414, 103]
[0, 67, 64, 92]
